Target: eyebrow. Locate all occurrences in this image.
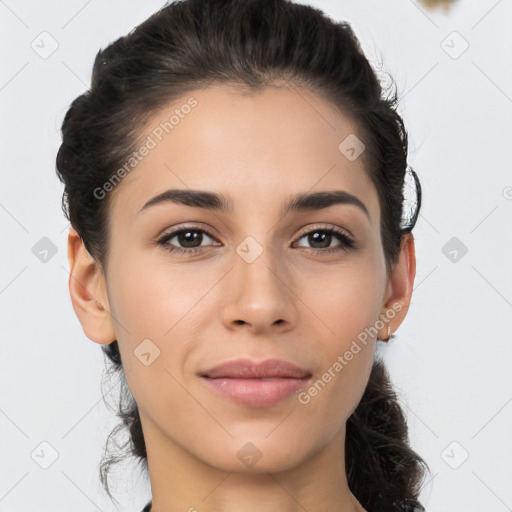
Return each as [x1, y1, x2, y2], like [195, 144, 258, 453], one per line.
[138, 189, 370, 219]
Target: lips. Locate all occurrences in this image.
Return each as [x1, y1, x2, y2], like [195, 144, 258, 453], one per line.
[198, 358, 312, 407]
[199, 358, 311, 379]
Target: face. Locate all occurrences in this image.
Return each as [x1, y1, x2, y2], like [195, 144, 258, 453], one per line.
[92, 83, 395, 474]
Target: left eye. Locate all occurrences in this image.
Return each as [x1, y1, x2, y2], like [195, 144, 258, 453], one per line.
[294, 228, 354, 253]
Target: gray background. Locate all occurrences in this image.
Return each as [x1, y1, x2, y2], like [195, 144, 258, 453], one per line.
[1, 0, 511, 510]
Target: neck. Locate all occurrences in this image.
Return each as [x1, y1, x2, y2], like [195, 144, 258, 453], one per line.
[142, 417, 366, 512]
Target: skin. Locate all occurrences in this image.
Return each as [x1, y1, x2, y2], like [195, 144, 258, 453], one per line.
[67, 82, 416, 512]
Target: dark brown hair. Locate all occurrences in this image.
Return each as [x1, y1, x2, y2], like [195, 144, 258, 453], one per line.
[56, 0, 430, 510]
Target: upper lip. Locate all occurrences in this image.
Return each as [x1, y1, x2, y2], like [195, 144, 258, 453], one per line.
[199, 358, 312, 379]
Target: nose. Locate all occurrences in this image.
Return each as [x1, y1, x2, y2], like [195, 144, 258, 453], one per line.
[220, 246, 298, 335]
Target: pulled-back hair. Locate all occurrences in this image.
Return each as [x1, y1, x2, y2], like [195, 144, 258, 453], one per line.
[56, 0, 429, 510]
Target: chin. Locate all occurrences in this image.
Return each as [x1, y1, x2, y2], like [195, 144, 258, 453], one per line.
[195, 433, 317, 474]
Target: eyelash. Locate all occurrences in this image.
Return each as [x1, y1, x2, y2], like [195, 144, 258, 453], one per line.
[156, 224, 355, 255]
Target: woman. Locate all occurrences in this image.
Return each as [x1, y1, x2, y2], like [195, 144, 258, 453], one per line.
[56, 0, 429, 510]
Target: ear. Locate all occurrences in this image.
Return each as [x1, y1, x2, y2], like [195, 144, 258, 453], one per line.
[378, 232, 416, 339]
[67, 227, 116, 345]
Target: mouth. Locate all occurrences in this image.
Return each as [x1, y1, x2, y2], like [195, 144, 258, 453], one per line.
[198, 358, 312, 407]
[199, 375, 312, 407]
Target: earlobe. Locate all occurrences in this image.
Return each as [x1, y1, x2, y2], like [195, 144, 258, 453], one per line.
[67, 227, 116, 345]
[379, 233, 416, 338]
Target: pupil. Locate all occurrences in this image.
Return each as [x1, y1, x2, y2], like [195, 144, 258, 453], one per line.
[179, 231, 200, 247]
[310, 232, 330, 248]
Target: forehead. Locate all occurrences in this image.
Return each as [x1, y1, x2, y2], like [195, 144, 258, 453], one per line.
[109, 83, 380, 224]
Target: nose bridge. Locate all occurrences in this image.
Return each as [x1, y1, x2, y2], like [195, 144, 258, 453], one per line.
[221, 235, 297, 332]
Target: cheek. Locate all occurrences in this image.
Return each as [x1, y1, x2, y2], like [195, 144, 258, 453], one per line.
[299, 256, 384, 342]
[104, 250, 219, 399]
[294, 259, 382, 416]
[107, 248, 214, 342]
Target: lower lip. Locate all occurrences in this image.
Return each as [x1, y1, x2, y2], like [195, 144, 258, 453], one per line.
[199, 376, 311, 407]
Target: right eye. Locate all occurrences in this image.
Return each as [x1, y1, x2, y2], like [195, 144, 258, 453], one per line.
[157, 226, 220, 254]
